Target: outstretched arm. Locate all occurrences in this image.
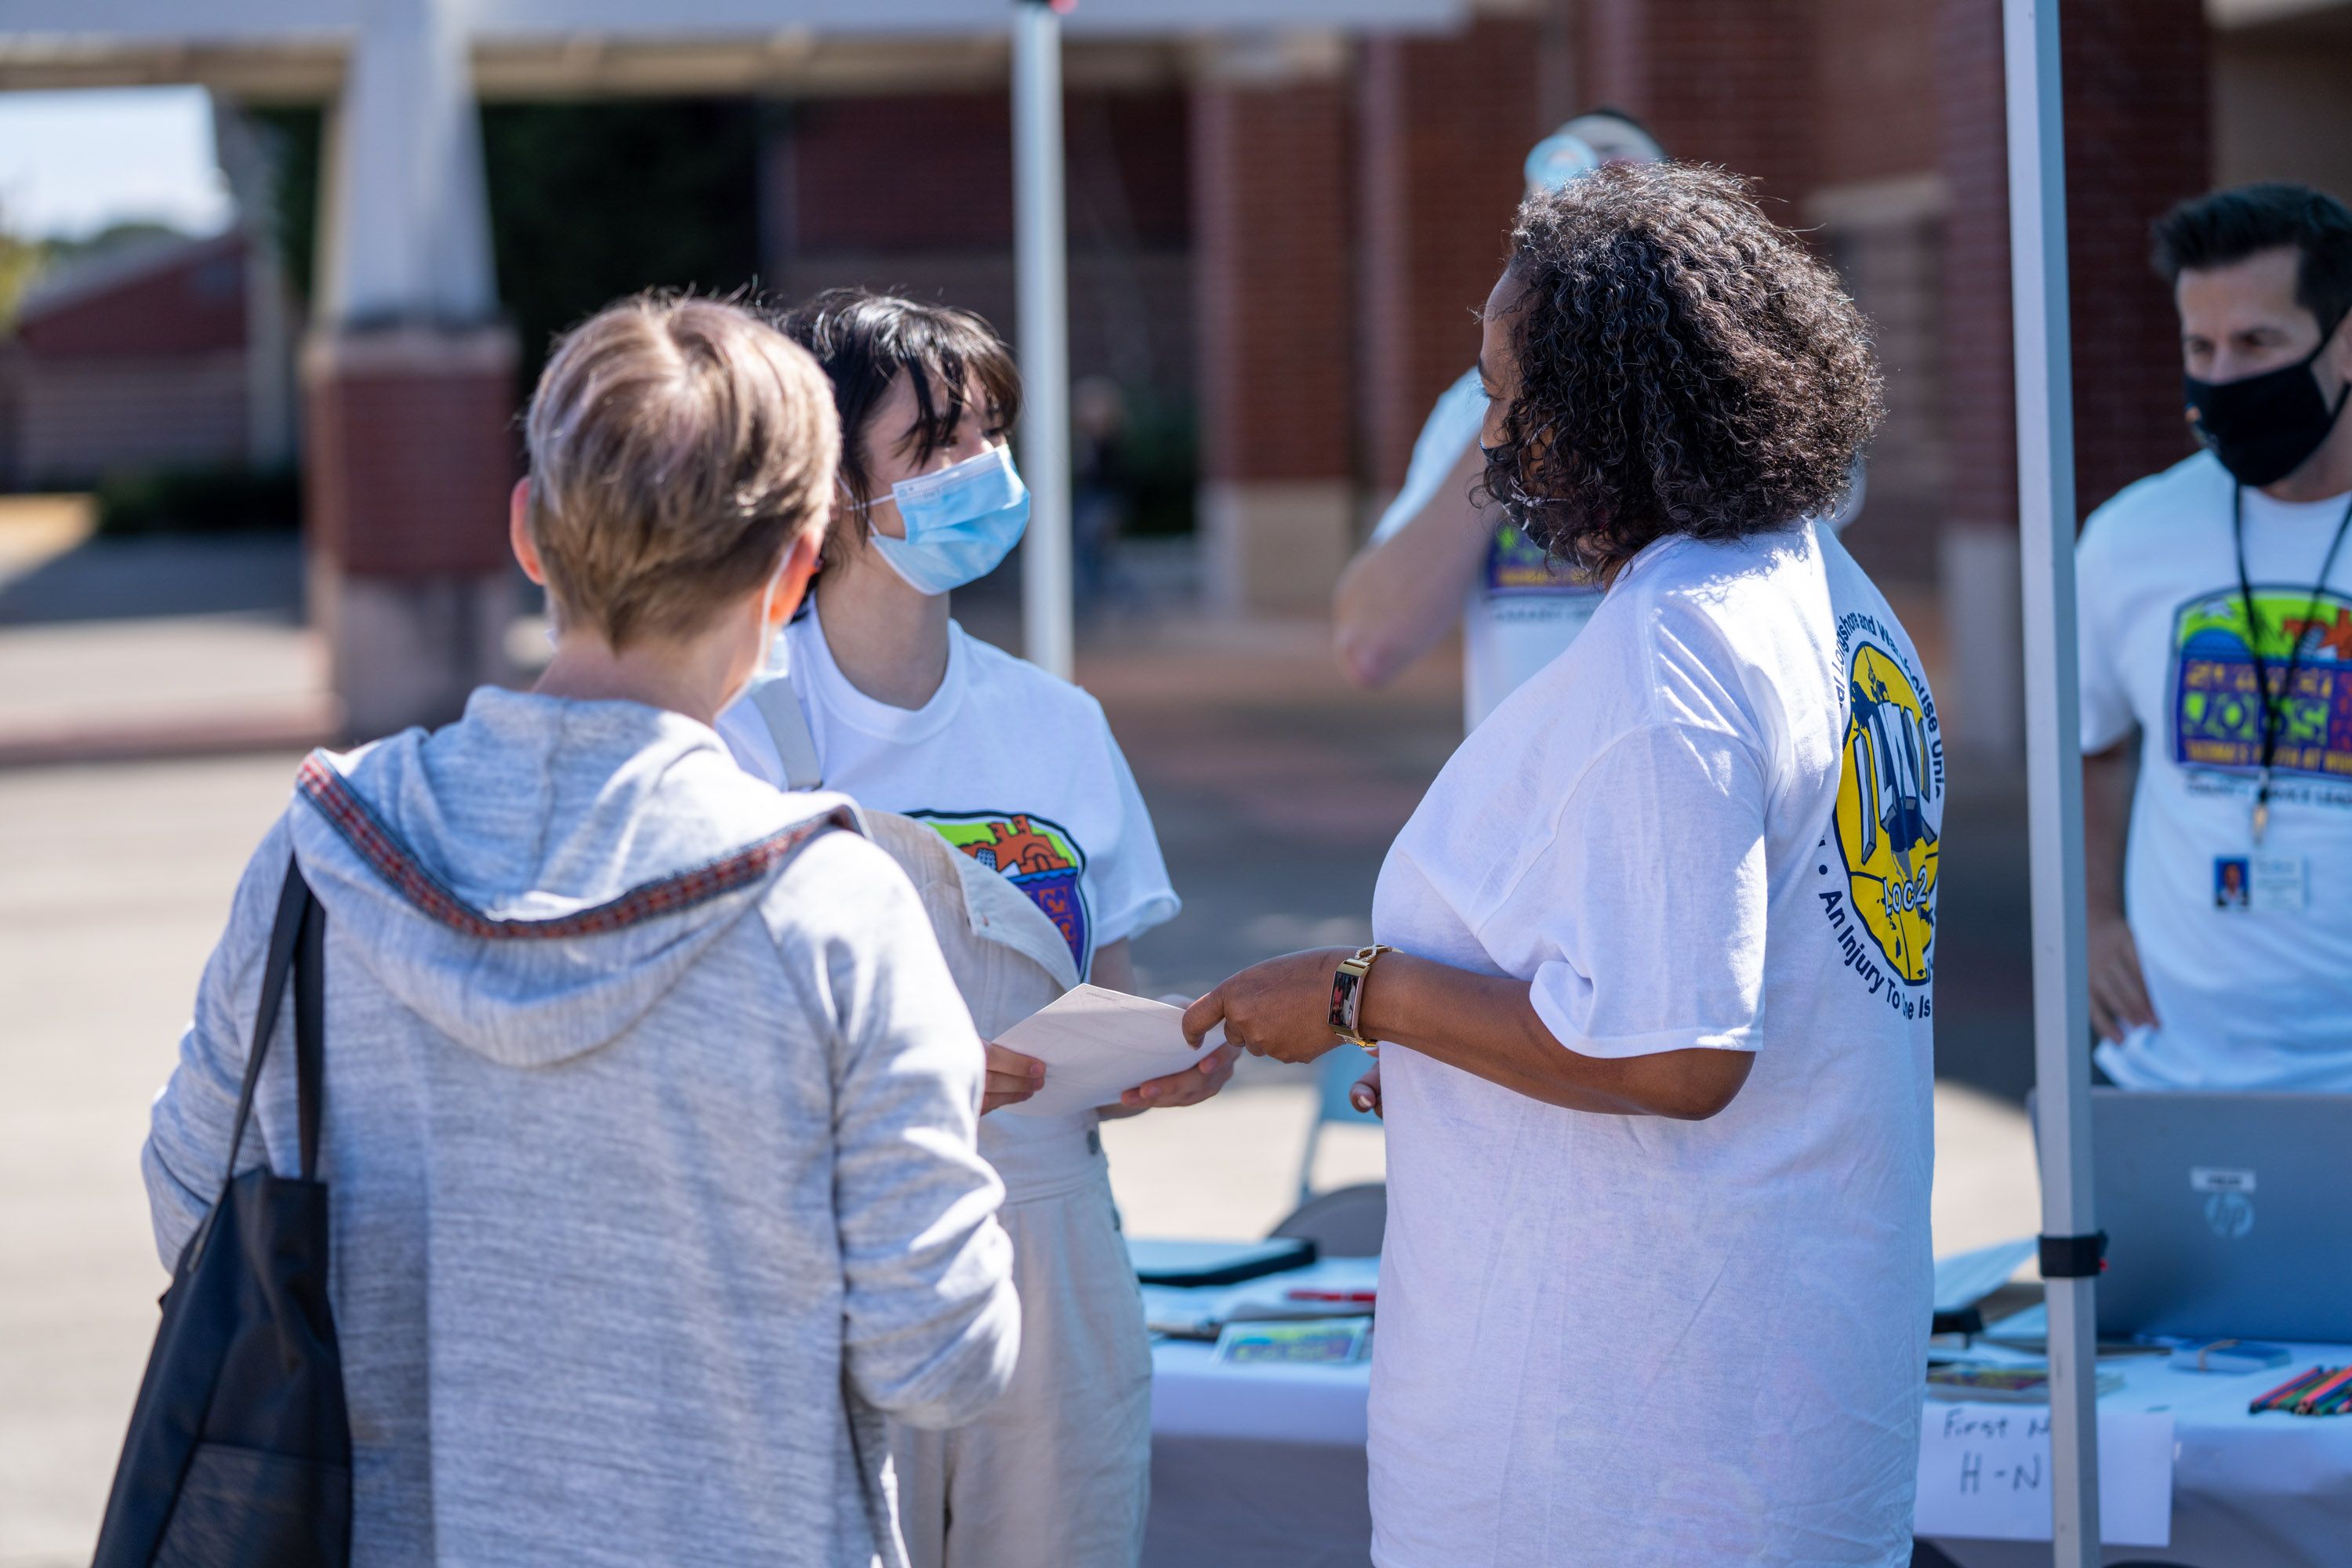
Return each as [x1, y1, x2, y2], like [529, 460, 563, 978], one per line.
[1184, 720, 1771, 1124]
[1332, 441, 1492, 689]
[1182, 948, 1751, 1121]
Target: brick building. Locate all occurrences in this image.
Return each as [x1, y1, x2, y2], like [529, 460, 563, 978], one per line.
[759, 1, 2352, 750]
[0, 234, 255, 488]
[11, 0, 2352, 742]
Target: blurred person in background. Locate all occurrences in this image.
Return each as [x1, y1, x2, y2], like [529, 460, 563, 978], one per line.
[1334, 109, 1867, 734]
[1072, 374, 1131, 608]
[719, 289, 1236, 1568]
[2080, 183, 2352, 1089]
[1331, 109, 1661, 730]
[1192, 163, 1933, 1567]
[142, 296, 1018, 1565]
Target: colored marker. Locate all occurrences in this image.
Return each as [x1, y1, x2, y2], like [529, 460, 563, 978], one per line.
[2251, 1366, 2331, 1414]
[2296, 1366, 2352, 1415]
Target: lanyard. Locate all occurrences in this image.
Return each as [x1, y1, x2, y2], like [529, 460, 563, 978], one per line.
[2230, 483, 2352, 843]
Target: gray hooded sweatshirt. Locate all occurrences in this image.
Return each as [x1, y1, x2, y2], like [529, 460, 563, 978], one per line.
[142, 689, 1019, 1567]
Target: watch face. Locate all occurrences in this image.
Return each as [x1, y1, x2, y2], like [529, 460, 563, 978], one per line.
[1329, 964, 1367, 1032]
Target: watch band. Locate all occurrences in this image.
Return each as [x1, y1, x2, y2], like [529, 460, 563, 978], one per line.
[1328, 944, 1394, 1048]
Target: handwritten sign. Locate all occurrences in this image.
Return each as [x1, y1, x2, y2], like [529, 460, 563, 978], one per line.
[1914, 1404, 2174, 1547]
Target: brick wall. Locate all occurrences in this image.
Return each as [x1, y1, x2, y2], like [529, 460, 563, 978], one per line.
[1825, 209, 1947, 586]
[304, 332, 519, 579]
[1580, 0, 1817, 202]
[768, 89, 1195, 398]
[1192, 77, 1353, 486]
[8, 354, 249, 488]
[1937, 0, 2209, 532]
[2063, 0, 2209, 515]
[1814, 0, 1940, 187]
[1356, 16, 1543, 494]
[779, 91, 1191, 255]
[5, 234, 254, 485]
[1934, 0, 2014, 534]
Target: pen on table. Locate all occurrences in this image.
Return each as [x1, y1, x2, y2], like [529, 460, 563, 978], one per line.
[2293, 1365, 2352, 1415]
[1286, 1289, 1377, 1305]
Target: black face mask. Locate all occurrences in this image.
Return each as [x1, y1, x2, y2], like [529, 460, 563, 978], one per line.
[2185, 328, 2351, 488]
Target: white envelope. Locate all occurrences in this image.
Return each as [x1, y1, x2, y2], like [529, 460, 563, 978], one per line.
[993, 985, 1224, 1116]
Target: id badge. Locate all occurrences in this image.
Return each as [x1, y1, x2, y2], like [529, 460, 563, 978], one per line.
[2213, 854, 2307, 913]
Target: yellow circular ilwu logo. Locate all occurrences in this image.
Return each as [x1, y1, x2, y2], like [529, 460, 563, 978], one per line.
[1833, 641, 1940, 985]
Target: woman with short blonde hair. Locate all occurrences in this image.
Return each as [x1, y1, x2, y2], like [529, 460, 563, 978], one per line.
[143, 293, 1018, 1566]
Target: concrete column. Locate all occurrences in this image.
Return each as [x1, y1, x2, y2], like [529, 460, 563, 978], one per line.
[1355, 14, 1542, 502]
[307, 0, 517, 740]
[1191, 33, 1356, 615]
[1934, 0, 2208, 760]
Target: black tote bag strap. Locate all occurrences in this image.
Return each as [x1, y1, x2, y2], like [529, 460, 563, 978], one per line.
[223, 860, 325, 1183]
[294, 887, 326, 1181]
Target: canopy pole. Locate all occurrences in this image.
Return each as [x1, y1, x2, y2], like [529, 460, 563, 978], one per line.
[2001, 2, 2101, 1563]
[1013, 0, 1075, 681]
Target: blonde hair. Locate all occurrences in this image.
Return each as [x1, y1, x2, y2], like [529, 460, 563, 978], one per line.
[524, 293, 840, 648]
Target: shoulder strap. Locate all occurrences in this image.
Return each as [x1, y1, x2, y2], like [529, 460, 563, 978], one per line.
[750, 673, 825, 792]
[293, 883, 326, 1181]
[223, 860, 328, 1184]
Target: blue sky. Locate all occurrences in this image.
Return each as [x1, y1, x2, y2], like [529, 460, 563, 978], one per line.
[0, 86, 232, 241]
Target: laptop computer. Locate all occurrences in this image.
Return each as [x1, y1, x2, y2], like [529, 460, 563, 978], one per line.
[2084, 1088, 2352, 1343]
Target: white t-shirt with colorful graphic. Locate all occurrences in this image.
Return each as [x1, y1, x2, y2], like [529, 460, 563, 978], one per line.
[1366, 521, 1936, 1568]
[2078, 451, 2352, 1089]
[717, 606, 1179, 984]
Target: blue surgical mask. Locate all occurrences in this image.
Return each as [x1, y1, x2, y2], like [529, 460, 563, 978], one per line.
[863, 445, 1030, 597]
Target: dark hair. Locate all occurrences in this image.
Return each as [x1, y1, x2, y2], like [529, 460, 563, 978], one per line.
[768, 288, 1022, 566]
[1482, 162, 1880, 575]
[2151, 183, 2352, 333]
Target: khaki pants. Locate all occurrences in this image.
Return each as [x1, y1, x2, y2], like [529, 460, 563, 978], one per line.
[889, 1174, 1152, 1568]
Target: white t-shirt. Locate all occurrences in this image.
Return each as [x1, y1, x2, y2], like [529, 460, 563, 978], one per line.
[2078, 452, 2352, 1089]
[1370, 370, 1863, 732]
[1367, 521, 1936, 1568]
[718, 606, 1179, 984]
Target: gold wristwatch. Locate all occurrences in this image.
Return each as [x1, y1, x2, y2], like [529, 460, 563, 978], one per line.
[1328, 944, 1394, 1050]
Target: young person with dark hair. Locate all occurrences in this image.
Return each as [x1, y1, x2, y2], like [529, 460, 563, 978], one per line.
[717, 288, 1233, 1568]
[1189, 162, 1935, 1566]
[2079, 182, 2352, 1089]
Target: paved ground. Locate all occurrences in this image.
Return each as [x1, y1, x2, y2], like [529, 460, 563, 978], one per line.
[0, 524, 2042, 1563]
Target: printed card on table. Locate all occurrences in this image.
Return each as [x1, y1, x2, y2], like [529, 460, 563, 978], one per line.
[1913, 1403, 2173, 1548]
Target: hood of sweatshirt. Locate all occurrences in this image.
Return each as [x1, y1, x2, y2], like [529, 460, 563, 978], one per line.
[285, 687, 856, 1069]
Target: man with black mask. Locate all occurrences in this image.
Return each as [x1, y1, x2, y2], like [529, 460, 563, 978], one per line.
[2078, 183, 2352, 1090]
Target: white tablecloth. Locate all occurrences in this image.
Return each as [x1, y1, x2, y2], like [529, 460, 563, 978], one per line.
[1926, 1329, 2352, 1568]
[1142, 1266, 2352, 1568]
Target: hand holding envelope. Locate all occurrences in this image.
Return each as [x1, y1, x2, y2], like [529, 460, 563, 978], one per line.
[991, 985, 1232, 1117]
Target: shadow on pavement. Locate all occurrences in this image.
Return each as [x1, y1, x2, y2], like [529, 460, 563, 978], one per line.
[0, 534, 303, 627]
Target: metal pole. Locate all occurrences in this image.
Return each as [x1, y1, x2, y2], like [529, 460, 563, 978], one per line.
[1013, 0, 1075, 681]
[2000, 2, 2100, 1563]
